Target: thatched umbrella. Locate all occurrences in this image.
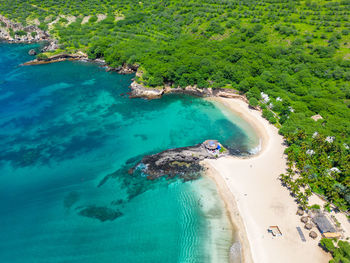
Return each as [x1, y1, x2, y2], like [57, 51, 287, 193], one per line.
[301, 216, 308, 223]
[305, 223, 313, 230]
[297, 209, 304, 216]
[309, 231, 317, 239]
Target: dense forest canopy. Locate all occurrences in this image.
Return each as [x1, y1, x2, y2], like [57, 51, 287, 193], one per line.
[0, 0, 350, 213]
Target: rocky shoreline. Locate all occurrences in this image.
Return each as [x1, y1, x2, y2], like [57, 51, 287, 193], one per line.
[21, 51, 89, 65]
[129, 80, 249, 101]
[131, 141, 229, 180]
[0, 15, 49, 43]
[1, 14, 249, 103]
[20, 52, 139, 75]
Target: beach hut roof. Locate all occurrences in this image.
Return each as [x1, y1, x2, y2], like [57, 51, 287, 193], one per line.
[203, 140, 219, 150]
[309, 231, 318, 239]
[301, 216, 308, 223]
[305, 223, 313, 230]
[297, 209, 304, 216]
[312, 215, 336, 233]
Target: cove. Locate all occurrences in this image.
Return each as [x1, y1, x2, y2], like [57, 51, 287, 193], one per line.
[0, 43, 256, 263]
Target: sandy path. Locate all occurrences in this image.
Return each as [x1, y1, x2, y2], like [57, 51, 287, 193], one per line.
[203, 97, 330, 263]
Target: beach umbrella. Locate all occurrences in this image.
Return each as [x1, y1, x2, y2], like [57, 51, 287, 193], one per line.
[301, 216, 308, 223]
[305, 223, 313, 230]
[309, 231, 317, 239]
[297, 209, 304, 216]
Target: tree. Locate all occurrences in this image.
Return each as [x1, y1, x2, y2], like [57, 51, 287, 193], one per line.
[249, 98, 259, 108]
[320, 238, 335, 253]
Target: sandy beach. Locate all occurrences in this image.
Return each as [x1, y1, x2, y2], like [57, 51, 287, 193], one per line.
[204, 97, 331, 263]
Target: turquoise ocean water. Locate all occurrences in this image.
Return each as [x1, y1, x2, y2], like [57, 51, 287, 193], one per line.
[0, 43, 256, 263]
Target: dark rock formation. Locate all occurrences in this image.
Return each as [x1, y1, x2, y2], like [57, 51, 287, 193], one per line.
[77, 205, 123, 222]
[134, 141, 228, 179]
[63, 191, 79, 209]
[21, 52, 88, 66]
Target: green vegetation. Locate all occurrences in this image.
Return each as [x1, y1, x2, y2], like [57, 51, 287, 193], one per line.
[321, 238, 350, 263]
[36, 53, 48, 61]
[0, 0, 349, 211]
[310, 204, 321, 211]
[15, 30, 27, 36]
[249, 97, 259, 108]
[219, 146, 227, 153]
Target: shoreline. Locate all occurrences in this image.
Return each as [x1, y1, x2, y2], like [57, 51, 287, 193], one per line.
[202, 162, 254, 263]
[203, 97, 330, 263]
[2, 40, 331, 261]
[203, 97, 268, 263]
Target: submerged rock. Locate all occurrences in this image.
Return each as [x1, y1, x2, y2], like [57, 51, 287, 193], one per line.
[28, 49, 36, 56]
[77, 205, 123, 222]
[63, 191, 79, 209]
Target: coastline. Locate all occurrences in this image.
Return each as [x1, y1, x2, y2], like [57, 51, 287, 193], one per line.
[203, 97, 330, 263]
[1, 37, 332, 261]
[203, 162, 253, 263]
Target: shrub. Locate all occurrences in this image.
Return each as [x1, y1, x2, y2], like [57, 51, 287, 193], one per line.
[268, 116, 277, 124]
[310, 204, 321, 210]
[15, 30, 27, 36]
[36, 53, 49, 61]
[89, 15, 98, 23]
[9, 28, 15, 38]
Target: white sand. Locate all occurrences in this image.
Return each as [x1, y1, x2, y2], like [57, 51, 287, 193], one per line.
[203, 97, 331, 263]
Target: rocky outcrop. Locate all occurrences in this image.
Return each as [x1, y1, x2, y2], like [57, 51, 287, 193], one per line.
[28, 49, 37, 56]
[129, 80, 248, 102]
[106, 63, 139, 74]
[0, 15, 49, 43]
[130, 81, 164, 99]
[42, 40, 59, 52]
[21, 51, 88, 66]
[118, 63, 139, 74]
[133, 141, 228, 179]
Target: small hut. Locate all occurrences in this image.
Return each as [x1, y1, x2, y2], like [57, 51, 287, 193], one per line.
[309, 231, 318, 239]
[301, 216, 308, 223]
[312, 214, 341, 238]
[305, 223, 313, 230]
[203, 140, 222, 155]
[204, 140, 219, 150]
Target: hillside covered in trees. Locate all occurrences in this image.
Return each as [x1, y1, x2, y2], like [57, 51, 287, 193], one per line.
[0, 0, 350, 213]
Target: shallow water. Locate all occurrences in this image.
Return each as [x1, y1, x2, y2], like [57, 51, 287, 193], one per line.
[0, 43, 255, 263]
